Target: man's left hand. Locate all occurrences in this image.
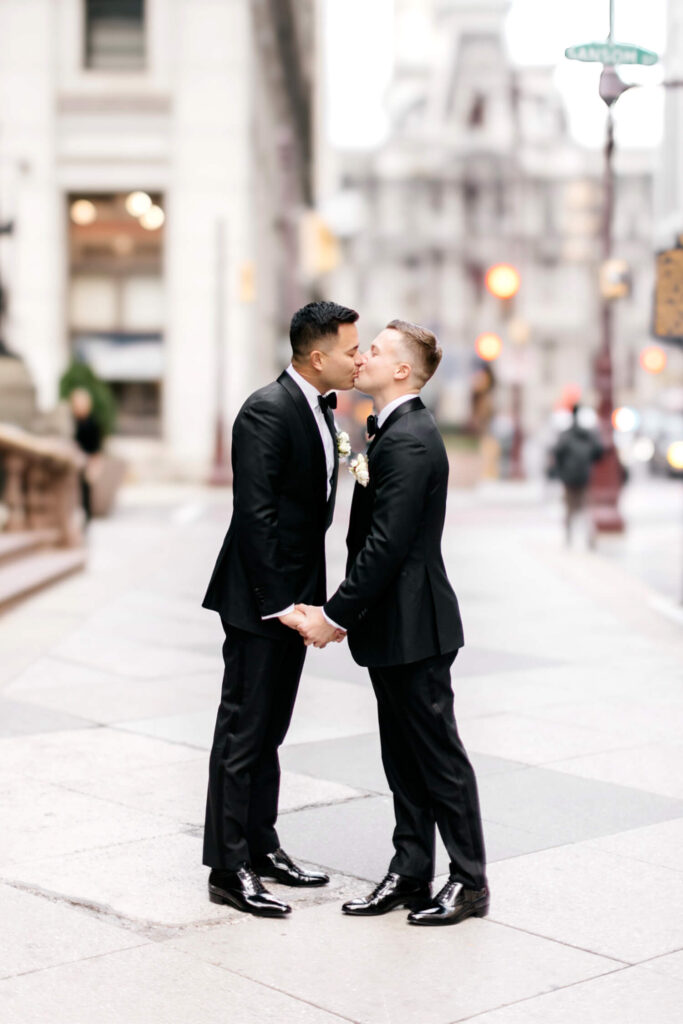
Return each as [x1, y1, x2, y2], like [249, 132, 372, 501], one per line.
[295, 605, 346, 648]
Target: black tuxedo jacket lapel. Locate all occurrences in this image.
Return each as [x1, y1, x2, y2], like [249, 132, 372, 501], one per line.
[203, 371, 338, 635]
[347, 398, 425, 548]
[277, 371, 328, 506]
[321, 402, 339, 526]
[367, 397, 425, 457]
[324, 397, 464, 666]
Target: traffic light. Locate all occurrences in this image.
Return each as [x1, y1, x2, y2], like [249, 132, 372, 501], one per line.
[475, 264, 521, 359]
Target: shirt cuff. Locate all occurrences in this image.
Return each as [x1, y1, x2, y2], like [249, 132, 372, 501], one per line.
[262, 604, 295, 621]
[322, 607, 345, 631]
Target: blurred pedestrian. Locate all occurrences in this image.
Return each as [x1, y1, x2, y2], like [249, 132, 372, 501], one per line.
[70, 388, 102, 522]
[552, 404, 603, 547]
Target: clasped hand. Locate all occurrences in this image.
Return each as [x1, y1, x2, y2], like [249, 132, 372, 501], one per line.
[279, 605, 346, 648]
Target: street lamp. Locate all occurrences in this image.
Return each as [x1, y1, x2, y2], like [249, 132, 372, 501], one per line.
[485, 263, 520, 301]
[589, 61, 636, 533]
[565, 2, 659, 533]
[484, 262, 525, 480]
[475, 332, 502, 362]
[640, 345, 667, 374]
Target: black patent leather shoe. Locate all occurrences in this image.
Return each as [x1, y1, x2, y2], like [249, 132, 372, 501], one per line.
[342, 872, 431, 916]
[252, 848, 329, 887]
[208, 864, 291, 917]
[407, 878, 489, 926]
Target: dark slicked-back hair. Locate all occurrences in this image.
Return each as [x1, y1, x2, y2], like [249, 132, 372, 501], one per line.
[290, 301, 359, 361]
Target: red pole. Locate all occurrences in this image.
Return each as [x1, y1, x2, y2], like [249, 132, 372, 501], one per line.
[589, 108, 624, 532]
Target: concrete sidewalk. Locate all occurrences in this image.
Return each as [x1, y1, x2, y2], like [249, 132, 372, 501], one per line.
[1, 479, 682, 1023]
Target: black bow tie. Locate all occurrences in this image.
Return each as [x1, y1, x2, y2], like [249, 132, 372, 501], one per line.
[366, 414, 378, 438]
[318, 392, 337, 412]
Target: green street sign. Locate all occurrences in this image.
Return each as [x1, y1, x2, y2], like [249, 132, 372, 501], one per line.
[565, 41, 659, 66]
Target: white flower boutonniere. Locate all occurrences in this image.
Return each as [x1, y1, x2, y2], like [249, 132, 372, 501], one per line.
[349, 452, 370, 487]
[336, 430, 351, 461]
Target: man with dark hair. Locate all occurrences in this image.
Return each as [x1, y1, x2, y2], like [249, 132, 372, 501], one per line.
[290, 301, 360, 360]
[298, 320, 488, 927]
[202, 300, 362, 917]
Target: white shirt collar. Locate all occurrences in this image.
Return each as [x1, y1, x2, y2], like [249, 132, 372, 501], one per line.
[286, 362, 333, 413]
[377, 393, 419, 429]
[286, 364, 324, 411]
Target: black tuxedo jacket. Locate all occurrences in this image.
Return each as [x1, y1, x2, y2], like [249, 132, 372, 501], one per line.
[203, 371, 338, 639]
[324, 398, 463, 667]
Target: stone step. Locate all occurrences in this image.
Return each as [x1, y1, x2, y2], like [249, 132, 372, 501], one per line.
[0, 529, 61, 567]
[0, 547, 86, 611]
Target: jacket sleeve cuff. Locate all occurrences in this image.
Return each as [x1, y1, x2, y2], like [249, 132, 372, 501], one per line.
[322, 598, 355, 632]
[322, 607, 345, 631]
[262, 604, 295, 621]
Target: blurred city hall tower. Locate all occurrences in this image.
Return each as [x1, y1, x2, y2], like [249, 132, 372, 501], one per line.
[333, 0, 655, 469]
[0, 0, 315, 476]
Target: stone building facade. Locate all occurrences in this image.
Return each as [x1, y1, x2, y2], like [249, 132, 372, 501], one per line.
[0, 0, 315, 475]
[329, 0, 655, 449]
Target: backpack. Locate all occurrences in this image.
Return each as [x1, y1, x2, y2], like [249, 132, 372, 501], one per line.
[554, 428, 597, 488]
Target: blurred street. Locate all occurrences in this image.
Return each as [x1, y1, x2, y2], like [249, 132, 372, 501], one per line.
[1, 478, 682, 1023]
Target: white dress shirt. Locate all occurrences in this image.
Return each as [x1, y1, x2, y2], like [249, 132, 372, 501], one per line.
[377, 392, 419, 429]
[263, 365, 336, 621]
[285, 365, 335, 498]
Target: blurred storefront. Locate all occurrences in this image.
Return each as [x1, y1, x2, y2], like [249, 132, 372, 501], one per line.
[0, 0, 315, 477]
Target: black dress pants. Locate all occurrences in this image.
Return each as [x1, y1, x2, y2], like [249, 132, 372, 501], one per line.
[203, 622, 306, 870]
[369, 650, 487, 889]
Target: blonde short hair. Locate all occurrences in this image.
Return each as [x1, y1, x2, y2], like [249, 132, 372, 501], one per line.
[386, 319, 442, 385]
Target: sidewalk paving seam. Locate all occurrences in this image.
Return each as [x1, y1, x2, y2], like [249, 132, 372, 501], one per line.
[1, 870, 376, 936]
[280, 792, 378, 815]
[574, 842, 683, 877]
[446, 961, 634, 1024]
[634, 946, 683, 975]
[169, 944, 363, 1024]
[0, 877, 246, 943]
[0, 775, 199, 833]
[480, 916, 630, 966]
[171, 915, 628, 1024]
[540, 738, 683, 767]
[110, 724, 208, 752]
[0, 940, 152, 984]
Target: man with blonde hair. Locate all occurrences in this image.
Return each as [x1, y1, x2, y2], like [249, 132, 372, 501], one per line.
[299, 320, 488, 926]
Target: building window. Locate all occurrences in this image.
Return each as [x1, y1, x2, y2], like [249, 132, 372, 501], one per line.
[468, 93, 486, 128]
[68, 191, 165, 436]
[85, 0, 145, 71]
[465, 262, 484, 303]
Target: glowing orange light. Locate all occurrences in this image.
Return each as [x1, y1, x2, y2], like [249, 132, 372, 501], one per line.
[485, 263, 521, 300]
[475, 332, 503, 362]
[639, 345, 667, 374]
[667, 441, 683, 470]
[555, 384, 582, 410]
